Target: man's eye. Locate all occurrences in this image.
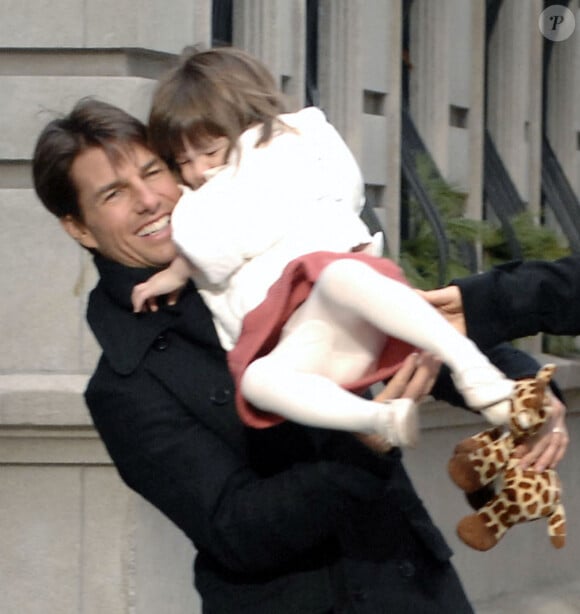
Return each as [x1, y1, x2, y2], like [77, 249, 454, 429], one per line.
[145, 166, 163, 177]
[101, 190, 119, 205]
[103, 190, 120, 202]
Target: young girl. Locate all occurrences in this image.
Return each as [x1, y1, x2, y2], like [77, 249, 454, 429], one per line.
[133, 46, 515, 448]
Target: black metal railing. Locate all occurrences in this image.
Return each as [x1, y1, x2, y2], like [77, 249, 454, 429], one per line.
[401, 108, 450, 285]
[542, 136, 580, 253]
[483, 130, 524, 259]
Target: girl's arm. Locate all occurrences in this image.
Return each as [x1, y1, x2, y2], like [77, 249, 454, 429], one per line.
[132, 254, 194, 312]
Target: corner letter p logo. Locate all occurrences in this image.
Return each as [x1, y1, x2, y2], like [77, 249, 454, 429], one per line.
[539, 5, 576, 42]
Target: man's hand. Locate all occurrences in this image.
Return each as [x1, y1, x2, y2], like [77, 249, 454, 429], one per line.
[358, 352, 441, 453]
[374, 352, 441, 403]
[417, 286, 466, 335]
[513, 392, 569, 471]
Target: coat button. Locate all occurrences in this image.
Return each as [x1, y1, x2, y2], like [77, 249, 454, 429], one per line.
[210, 387, 232, 405]
[397, 559, 416, 578]
[153, 334, 169, 351]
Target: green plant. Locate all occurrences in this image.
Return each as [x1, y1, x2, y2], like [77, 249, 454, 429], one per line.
[481, 212, 576, 357]
[399, 154, 577, 356]
[481, 210, 570, 267]
[400, 154, 487, 289]
[543, 334, 579, 357]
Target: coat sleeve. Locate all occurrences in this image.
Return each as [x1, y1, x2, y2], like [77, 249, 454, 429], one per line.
[454, 257, 580, 349]
[85, 358, 395, 575]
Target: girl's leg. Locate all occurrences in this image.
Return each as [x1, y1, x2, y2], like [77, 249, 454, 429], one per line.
[312, 259, 514, 424]
[241, 318, 419, 447]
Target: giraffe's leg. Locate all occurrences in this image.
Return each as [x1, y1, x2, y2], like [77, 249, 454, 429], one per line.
[450, 428, 505, 508]
[448, 436, 508, 493]
[548, 502, 566, 549]
[453, 427, 504, 455]
[456, 503, 504, 551]
[464, 466, 563, 551]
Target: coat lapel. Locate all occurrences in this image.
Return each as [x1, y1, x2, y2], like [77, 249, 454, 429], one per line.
[88, 254, 247, 453]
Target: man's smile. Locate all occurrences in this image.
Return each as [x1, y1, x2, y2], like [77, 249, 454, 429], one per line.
[137, 214, 172, 237]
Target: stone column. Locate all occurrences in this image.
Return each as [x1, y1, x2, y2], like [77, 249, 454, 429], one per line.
[546, 0, 580, 196]
[318, 0, 364, 157]
[409, 0, 450, 174]
[486, 0, 544, 204]
[233, 0, 307, 110]
[465, 0, 486, 224]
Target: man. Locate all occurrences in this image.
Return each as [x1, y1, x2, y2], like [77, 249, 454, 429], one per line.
[32, 98, 563, 613]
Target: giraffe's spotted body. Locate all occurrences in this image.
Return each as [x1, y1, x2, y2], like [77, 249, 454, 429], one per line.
[448, 365, 566, 551]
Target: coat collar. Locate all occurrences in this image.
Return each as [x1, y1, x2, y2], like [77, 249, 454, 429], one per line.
[87, 255, 219, 374]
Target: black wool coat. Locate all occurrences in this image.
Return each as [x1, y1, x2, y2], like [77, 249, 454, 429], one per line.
[455, 256, 580, 349]
[84, 255, 544, 613]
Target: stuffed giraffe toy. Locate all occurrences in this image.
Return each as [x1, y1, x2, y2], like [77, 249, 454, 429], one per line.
[447, 364, 566, 551]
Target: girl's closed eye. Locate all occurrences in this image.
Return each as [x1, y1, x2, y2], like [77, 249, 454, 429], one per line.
[175, 156, 190, 167]
[175, 136, 230, 189]
[206, 146, 225, 158]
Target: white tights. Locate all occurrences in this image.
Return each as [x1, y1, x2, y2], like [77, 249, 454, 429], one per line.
[240, 259, 514, 446]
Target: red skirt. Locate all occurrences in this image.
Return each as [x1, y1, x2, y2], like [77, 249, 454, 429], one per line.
[227, 251, 417, 428]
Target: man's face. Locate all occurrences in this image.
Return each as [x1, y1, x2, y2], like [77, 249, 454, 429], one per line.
[66, 144, 182, 268]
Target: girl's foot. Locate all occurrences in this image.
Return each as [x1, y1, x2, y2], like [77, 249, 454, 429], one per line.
[452, 367, 514, 424]
[374, 398, 419, 448]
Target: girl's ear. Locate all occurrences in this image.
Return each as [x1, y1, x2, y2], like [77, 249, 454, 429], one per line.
[60, 215, 98, 250]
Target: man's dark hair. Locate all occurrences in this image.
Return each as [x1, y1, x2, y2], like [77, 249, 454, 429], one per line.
[32, 98, 148, 220]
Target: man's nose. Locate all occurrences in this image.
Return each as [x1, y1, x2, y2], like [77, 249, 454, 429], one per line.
[134, 181, 159, 212]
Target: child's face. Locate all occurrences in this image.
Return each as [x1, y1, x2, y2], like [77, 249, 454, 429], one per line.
[175, 136, 229, 189]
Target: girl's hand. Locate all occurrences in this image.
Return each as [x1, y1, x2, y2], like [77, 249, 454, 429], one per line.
[132, 277, 183, 312]
[132, 255, 192, 313]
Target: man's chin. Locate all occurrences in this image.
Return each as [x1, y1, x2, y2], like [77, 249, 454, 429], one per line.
[148, 250, 179, 269]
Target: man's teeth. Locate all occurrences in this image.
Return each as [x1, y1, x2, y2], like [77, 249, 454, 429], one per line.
[138, 216, 170, 237]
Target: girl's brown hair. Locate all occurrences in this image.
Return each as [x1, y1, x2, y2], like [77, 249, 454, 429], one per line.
[149, 46, 288, 168]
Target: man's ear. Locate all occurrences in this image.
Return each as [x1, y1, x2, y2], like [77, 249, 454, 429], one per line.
[60, 215, 98, 250]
